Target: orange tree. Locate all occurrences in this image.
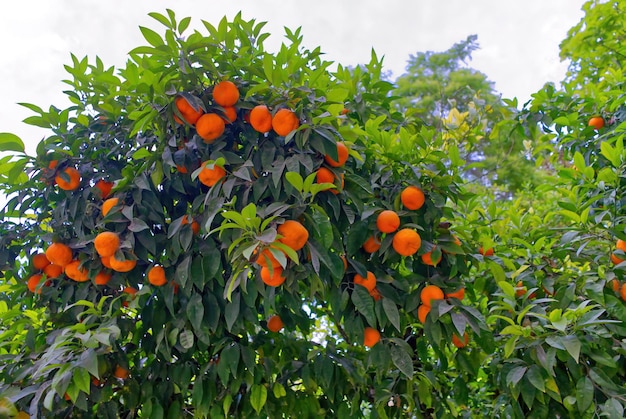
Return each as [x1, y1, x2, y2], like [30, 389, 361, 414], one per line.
[0, 11, 488, 418]
[445, 0, 626, 417]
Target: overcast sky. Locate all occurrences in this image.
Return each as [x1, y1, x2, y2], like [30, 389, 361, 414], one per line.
[0, 0, 586, 154]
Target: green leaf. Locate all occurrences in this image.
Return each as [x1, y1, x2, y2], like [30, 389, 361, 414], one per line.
[382, 298, 401, 332]
[0, 133, 24, 153]
[390, 344, 413, 378]
[526, 365, 545, 392]
[250, 384, 267, 414]
[506, 366, 527, 387]
[601, 141, 621, 167]
[272, 383, 286, 398]
[179, 329, 194, 350]
[352, 286, 376, 327]
[561, 335, 581, 363]
[186, 294, 204, 332]
[285, 171, 304, 192]
[140, 26, 164, 47]
[224, 292, 240, 332]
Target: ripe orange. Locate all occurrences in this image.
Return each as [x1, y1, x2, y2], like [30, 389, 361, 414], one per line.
[479, 247, 494, 257]
[316, 167, 342, 194]
[417, 305, 430, 323]
[620, 283, 626, 301]
[611, 253, 624, 265]
[95, 179, 114, 199]
[369, 287, 382, 301]
[515, 281, 526, 297]
[27, 274, 45, 293]
[95, 271, 112, 286]
[376, 210, 400, 234]
[55, 167, 81, 191]
[611, 279, 620, 292]
[363, 327, 381, 347]
[452, 332, 469, 349]
[147, 265, 167, 286]
[175, 96, 203, 125]
[421, 247, 442, 266]
[362, 236, 381, 253]
[182, 216, 200, 235]
[272, 108, 300, 136]
[267, 315, 284, 332]
[123, 286, 138, 297]
[196, 113, 225, 143]
[254, 247, 283, 268]
[65, 260, 90, 282]
[392, 229, 422, 257]
[354, 271, 376, 292]
[420, 285, 444, 307]
[113, 365, 129, 379]
[617, 239, 626, 252]
[588, 116, 604, 130]
[102, 197, 120, 217]
[43, 264, 63, 279]
[101, 256, 113, 269]
[260, 266, 286, 287]
[445, 287, 465, 300]
[277, 220, 309, 251]
[222, 106, 237, 123]
[401, 186, 425, 210]
[212, 80, 240, 107]
[324, 142, 349, 167]
[94, 232, 120, 257]
[198, 162, 226, 187]
[250, 105, 273, 133]
[32, 253, 51, 270]
[110, 254, 137, 273]
[46, 243, 73, 268]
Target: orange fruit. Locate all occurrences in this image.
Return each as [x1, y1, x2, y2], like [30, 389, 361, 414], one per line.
[147, 265, 167, 286]
[354, 271, 376, 292]
[452, 332, 469, 349]
[611, 253, 624, 265]
[369, 287, 382, 301]
[46, 243, 73, 268]
[376, 210, 400, 234]
[420, 285, 444, 307]
[254, 247, 283, 268]
[222, 106, 237, 123]
[362, 236, 381, 253]
[620, 283, 626, 301]
[260, 266, 286, 287]
[212, 80, 240, 107]
[611, 279, 620, 292]
[113, 365, 129, 379]
[95, 271, 112, 286]
[249, 105, 273, 133]
[267, 315, 284, 332]
[324, 142, 349, 167]
[617, 239, 626, 252]
[363, 327, 380, 347]
[417, 305, 430, 323]
[101, 256, 113, 269]
[515, 281, 526, 297]
[401, 186, 425, 210]
[32, 253, 51, 271]
[392, 229, 422, 257]
[277, 220, 309, 251]
[95, 179, 114, 199]
[43, 264, 64, 279]
[102, 197, 120, 216]
[94, 232, 120, 257]
[182, 216, 200, 235]
[123, 286, 138, 297]
[177, 164, 188, 174]
[196, 113, 225, 143]
[65, 260, 90, 282]
[175, 96, 203, 125]
[110, 254, 137, 273]
[588, 116, 604, 130]
[272, 108, 300, 136]
[421, 248, 442, 266]
[445, 287, 465, 300]
[55, 167, 81, 191]
[27, 274, 45, 293]
[316, 167, 342, 194]
[198, 162, 227, 187]
[479, 247, 494, 257]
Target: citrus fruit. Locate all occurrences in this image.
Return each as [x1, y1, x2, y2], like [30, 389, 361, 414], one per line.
[272, 108, 299, 136]
[196, 113, 225, 143]
[267, 315, 284, 332]
[363, 327, 380, 347]
[277, 220, 309, 251]
[401, 186, 425, 210]
[420, 285, 444, 307]
[376, 210, 400, 233]
[354, 271, 376, 292]
[324, 142, 349, 167]
[249, 105, 273, 133]
[392, 229, 421, 257]
[212, 80, 239, 107]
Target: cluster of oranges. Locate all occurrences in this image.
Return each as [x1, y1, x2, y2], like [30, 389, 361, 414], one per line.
[416, 284, 468, 348]
[316, 141, 349, 194]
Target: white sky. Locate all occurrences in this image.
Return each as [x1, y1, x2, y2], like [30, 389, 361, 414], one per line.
[0, 0, 586, 155]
